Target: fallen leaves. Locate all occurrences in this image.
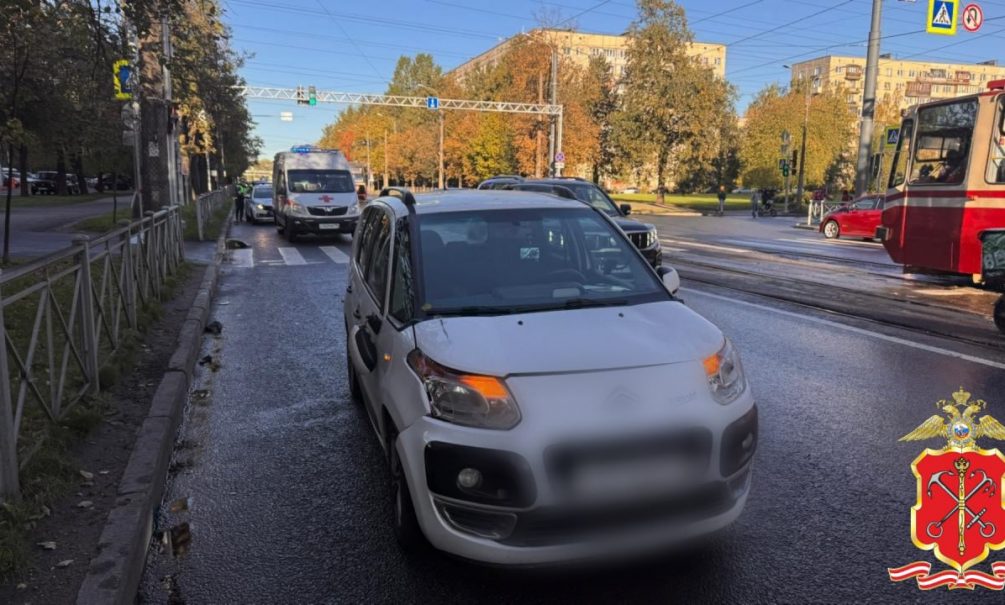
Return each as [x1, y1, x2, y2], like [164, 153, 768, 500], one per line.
[76, 500, 94, 509]
[37, 541, 57, 550]
[55, 559, 74, 568]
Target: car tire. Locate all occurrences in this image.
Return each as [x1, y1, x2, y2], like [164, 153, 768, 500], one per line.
[388, 426, 425, 551]
[768, 208, 777, 217]
[995, 296, 1005, 335]
[823, 220, 840, 239]
[276, 215, 285, 234]
[286, 224, 298, 242]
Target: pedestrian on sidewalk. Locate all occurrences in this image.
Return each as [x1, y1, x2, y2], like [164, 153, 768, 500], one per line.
[234, 180, 245, 222]
[717, 186, 727, 216]
[750, 189, 761, 218]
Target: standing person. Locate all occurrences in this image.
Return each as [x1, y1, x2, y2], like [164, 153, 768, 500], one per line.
[750, 189, 761, 219]
[234, 180, 245, 222]
[717, 186, 727, 216]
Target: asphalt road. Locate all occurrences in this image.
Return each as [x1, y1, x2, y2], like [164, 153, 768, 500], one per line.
[139, 219, 1005, 604]
[0, 194, 131, 257]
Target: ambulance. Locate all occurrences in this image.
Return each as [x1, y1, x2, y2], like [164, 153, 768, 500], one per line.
[272, 146, 361, 242]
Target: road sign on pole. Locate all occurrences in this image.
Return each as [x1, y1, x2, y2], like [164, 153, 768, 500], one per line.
[113, 59, 133, 101]
[884, 126, 900, 148]
[554, 151, 566, 163]
[426, 96, 439, 110]
[963, 3, 983, 31]
[280, 111, 293, 122]
[927, 0, 959, 35]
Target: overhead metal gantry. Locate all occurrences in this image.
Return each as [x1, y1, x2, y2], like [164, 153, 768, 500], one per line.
[236, 85, 565, 177]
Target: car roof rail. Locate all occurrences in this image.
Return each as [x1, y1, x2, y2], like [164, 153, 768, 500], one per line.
[486, 175, 524, 181]
[379, 186, 416, 205]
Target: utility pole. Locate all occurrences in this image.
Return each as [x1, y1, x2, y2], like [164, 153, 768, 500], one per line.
[365, 134, 372, 191]
[854, 0, 883, 196]
[796, 84, 811, 210]
[548, 47, 558, 177]
[161, 12, 177, 207]
[536, 72, 544, 178]
[138, 13, 171, 209]
[438, 111, 444, 189]
[383, 128, 389, 188]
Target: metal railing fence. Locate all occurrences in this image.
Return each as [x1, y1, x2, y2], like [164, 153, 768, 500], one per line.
[0, 206, 185, 501]
[194, 187, 233, 241]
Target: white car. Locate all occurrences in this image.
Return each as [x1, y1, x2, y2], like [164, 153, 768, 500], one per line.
[343, 188, 757, 565]
[246, 184, 274, 223]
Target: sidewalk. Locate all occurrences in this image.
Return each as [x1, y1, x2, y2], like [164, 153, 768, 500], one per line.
[622, 200, 701, 216]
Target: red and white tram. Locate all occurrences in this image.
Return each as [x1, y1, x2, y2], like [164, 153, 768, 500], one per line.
[879, 80, 1005, 282]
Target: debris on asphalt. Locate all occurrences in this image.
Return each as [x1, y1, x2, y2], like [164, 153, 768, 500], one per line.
[198, 355, 213, 366]
[55, 559, 74, 568]
[205, 320, 223, 335]
[37, 541, 57, 550]
[79, 470, 94, 480]
[76, 500, 93, 509]
[226, 239, 249, 249]
[168, 497, 190, 513]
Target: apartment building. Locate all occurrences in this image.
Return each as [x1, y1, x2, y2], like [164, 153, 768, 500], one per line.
[450, 28, 727, 81]
[790, 54, 1005, 115]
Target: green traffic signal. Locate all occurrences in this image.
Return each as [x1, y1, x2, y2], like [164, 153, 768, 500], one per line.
[308, 86, 317, 106]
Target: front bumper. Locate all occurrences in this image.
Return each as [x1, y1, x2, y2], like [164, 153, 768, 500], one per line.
[397, 398, 757, 565]
[287, 215, 358, 234]
[641, 244, 662, 268]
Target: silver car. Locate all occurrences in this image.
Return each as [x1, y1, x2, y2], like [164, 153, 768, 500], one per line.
[246, 184, 274, 224]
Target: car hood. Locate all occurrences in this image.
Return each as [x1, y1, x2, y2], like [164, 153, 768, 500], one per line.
[413, 301, 723, 376]
[611, 217, 653, 233]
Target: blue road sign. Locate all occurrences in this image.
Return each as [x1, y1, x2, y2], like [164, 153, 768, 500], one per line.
[426, 96, 439, 110]
[927, 0, 959, 36]
[885, 126, 901, 148]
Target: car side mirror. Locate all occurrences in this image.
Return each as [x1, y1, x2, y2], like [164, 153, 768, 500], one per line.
[620, 203, 632, 216]
[657, 266, 680, 296]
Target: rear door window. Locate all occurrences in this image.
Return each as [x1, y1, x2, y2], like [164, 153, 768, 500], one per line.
[355, 208, 381, 275]
[365, 211, 393, 311]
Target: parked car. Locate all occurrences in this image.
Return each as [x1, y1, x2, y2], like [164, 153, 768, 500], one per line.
[498, 177, 663, 269]
[245, 184, 274, 223]
[476, 175, 524, 190]
[2, 168, 20, 189]
[621, 186, 640, 194]
[820, 195, 884, 240]
[344, 188, 756, 564]
[99, 174, 132, 191]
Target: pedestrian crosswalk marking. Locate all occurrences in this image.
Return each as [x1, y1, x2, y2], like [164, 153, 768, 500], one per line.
[277, 247, 307, 265]
[231, 248, 254, 268]
[319, 245, 350, 263]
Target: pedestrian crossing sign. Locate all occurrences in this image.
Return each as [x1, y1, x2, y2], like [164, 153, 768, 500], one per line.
[927, 0, 958, 35]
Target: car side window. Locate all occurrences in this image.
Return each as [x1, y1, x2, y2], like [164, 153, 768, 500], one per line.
[389, 220, 415, 322]
[365, 211, 393, 310]
[355, 208, 380, 273]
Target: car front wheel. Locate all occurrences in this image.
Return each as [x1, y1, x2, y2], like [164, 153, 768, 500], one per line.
[823, 220, 840, 239]
[388, 427, 425, 551]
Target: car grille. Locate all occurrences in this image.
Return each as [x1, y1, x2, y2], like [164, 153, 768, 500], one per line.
[628, 230, 655, 249]
[307, 205, 349, 216]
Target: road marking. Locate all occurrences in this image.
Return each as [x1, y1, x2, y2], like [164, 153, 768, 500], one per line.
[661, 238, 748, 254]
[230, 248, 253, 268]
[319, 245, 350, 263]
[778, 237, 881, 249]
[686, 288, 1005, 370]
[277, 247, 307, 266]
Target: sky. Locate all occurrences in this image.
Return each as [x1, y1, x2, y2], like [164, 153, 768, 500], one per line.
[222, 0, 1005, 160]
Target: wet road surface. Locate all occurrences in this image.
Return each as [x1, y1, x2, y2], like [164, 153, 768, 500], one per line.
[0, 194, 131, 257]
[139, 219, 1005, 604]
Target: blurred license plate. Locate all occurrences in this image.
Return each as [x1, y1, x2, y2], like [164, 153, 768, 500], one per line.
[570, 458, 696, 498]
[318, 223, 340, 230]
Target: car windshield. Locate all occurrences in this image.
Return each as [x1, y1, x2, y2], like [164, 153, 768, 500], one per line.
[417, 208, 665, 316]
[253, 187, 273, 199]
[561, 183, 620, 216]
[286, 169, 354, 193]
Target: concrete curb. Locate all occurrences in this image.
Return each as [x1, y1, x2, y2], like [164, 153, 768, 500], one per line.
[792, 223, 818, 231]
[75, 213, 231, 605]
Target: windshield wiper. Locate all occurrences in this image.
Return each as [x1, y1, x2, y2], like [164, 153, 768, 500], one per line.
[427, 306, 515, 317]
[560, 298, 629, 309]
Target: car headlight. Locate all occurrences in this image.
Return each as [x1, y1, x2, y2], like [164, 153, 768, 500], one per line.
[347, 203, 360, 215]
[702, 338, 746, 405]
[407, 350, 521, 430]
[256, 203, 265, 210]
[289, 202, 309, 216]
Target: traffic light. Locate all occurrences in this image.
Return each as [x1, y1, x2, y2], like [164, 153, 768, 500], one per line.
[782, 165, 789, 177]
[791, 150, 798, 172]
[308, 85, 317, 106]
[296, 85, 307, 105]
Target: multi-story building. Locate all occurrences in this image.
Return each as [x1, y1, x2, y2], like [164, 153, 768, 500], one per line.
[450, 28, 726, 82]
[790, 54, 1005, 115]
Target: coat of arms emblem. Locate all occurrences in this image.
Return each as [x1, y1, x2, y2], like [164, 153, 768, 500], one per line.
[889, 388, 1005, 590]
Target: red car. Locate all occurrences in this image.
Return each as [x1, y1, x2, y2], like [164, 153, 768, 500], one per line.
[820, 195, 884, 240]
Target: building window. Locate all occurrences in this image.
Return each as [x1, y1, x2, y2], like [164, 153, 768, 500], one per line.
[886, 68, 892, 76]
[897, 70, 903, 77]
[884, 82, 891, 90]
[813, 67, 821, 76]
[909, 70, 916, 77]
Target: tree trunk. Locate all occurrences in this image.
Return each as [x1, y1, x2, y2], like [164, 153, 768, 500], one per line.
[18, 144, 28, 197]
[56, 148, 68, 196]
[656, 149, 667, 204]
[74, 150, 89, 195]
[3, 143, 14, 265]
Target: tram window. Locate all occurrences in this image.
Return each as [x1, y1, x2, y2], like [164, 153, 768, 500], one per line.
[988, 98, 1005, 184]
[909, 100, 977, 185]
[889, 120, 913, 188]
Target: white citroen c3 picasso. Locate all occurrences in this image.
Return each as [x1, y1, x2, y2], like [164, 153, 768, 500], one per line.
[343, 188, 757, 565]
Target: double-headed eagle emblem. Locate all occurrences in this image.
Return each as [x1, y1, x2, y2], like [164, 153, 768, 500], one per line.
[900, 388, 1005, 449]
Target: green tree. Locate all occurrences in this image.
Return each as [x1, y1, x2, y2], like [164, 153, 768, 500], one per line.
[617, 0, 735, 202]
[739, 82, 855, 191]
[467, 113, 516, 180]
[583, 56, 617, 184]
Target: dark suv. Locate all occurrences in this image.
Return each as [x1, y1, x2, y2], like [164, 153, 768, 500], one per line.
[484, 177, 661, 269]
